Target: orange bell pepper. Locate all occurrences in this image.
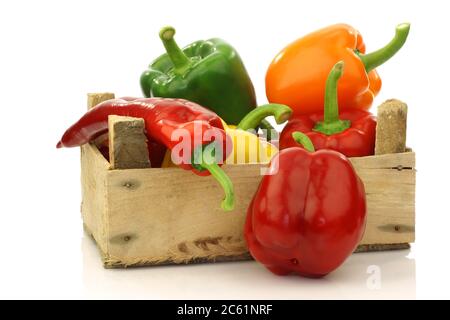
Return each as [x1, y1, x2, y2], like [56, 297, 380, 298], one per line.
[265, 23, 410, 116]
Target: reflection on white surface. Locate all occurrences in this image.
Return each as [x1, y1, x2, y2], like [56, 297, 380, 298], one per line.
[82, 234, 416, 299]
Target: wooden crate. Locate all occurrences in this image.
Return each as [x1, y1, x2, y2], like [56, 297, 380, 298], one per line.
[81, 94, 415, 268]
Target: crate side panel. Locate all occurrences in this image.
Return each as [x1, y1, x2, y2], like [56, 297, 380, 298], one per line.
[102, 152, 415, 266]
[105, 164, 265, 266]
[354, 156, 415, 245]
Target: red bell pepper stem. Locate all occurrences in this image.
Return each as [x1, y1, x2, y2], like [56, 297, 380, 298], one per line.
[192, 144, 234, 211]
[237, 104, 292, 131]
[313, 61, 351, 135]
[291, 132, 315, 152]
[358, 23, 410, 73]
[159, 26, 191, 74]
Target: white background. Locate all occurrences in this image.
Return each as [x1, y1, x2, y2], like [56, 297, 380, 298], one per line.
[0, 0, 449, 299]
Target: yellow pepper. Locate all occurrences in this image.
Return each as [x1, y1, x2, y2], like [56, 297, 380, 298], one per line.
[162, 104, 292, 167]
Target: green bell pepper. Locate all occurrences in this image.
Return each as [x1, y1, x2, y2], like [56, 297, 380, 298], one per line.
[140, 26, 274, 133]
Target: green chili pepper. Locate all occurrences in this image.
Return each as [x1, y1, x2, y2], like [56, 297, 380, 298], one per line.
[140, 26, 274, 135]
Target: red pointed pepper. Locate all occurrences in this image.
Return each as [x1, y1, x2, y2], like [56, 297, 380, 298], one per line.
[57, 97, 235, 211]
[245, 132, 366, 277]
[280, 61, 376, 157]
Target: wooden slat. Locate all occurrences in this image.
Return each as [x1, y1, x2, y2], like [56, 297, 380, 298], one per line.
[350, 151, 415, 169]
[108, 115, 150, 170]
[81, 143, 109, 256]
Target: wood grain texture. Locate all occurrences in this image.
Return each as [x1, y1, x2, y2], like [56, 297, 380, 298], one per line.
[87, 92, 115, 110]
[355, 243, 410, 253]
[81, 144, 110, 255]
[350, 152, 415, 245]
[108, 115, 150, 169]
[375, 99, 408, 155]
[350, 151, 415, 169]
[104, 163, 262, 266]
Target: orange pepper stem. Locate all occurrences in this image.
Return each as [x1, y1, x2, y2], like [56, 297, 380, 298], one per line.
[313, 61, 351, 135]
[237, 104, 292, 131]
[159, 26, 191, 74]
[358, 23, 410, 73]
[292, 132, 315, 152]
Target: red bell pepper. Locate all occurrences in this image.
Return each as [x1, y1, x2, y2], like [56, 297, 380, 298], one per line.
[245, 132, 366, 277]
[280, 61, 376, 157]
[57, 97, 235, 211]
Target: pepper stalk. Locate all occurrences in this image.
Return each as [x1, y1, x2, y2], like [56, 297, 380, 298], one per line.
[292, 132, 315, 152]
[313, 61, 351, 135]
[159, 26, 192, 75]
[237, 104, 292, 132]
[357, 23, 410, 73]
[192, 144, 235, 211]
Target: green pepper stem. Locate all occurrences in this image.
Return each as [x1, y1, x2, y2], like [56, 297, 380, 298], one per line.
[292, 132, 315, 152]
[159, 26, 191, 74]
[313, 61, 351, 135]
[358, 23, 410, 73]
[194, 145, 235, 211]
[237, 104, 292, 131]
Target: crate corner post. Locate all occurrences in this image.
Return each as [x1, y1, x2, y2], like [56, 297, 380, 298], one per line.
[353, 98, 415, 252]
[81, 93, 115, 265]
